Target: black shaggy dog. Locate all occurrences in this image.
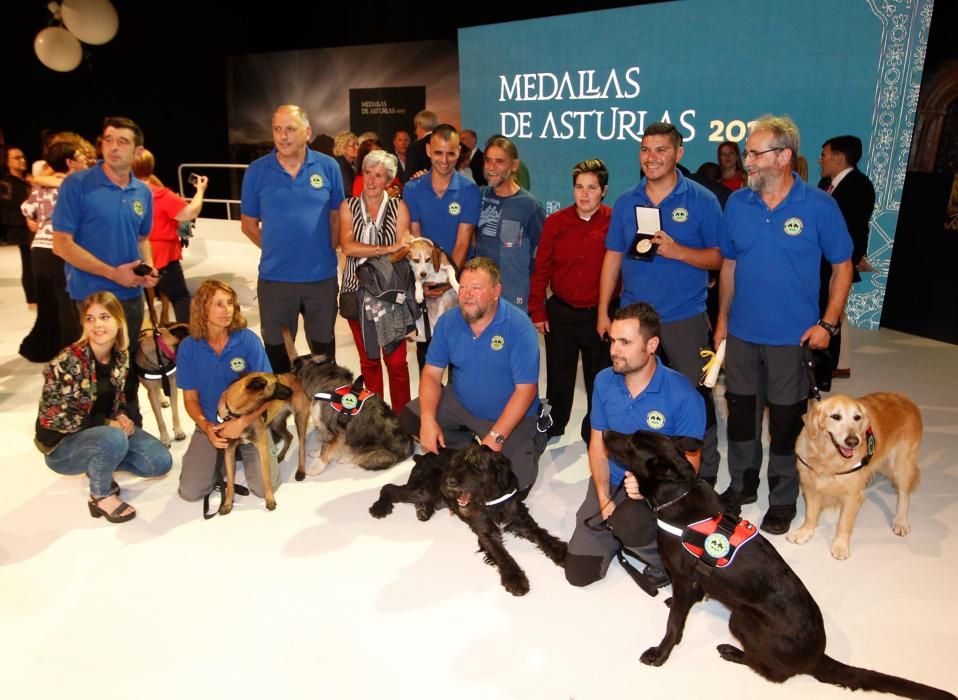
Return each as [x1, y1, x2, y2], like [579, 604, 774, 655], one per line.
[603, 430, 955, 700]
[369, 445, 567, 596]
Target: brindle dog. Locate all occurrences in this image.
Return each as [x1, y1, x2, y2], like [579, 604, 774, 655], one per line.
[603, 429, 955, 700]
[370, 445, 567, 596]
[216, 372, 309, 515]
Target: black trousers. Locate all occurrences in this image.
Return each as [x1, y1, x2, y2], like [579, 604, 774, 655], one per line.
[155, 259, 192, 323]
[543, 295, 610, 441]
[20, 248, 80, 362]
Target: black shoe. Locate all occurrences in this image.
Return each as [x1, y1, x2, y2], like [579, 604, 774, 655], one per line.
[719, 487, 757, 517]
[642, 564, 671, 589]
[760, 504, 797, 535]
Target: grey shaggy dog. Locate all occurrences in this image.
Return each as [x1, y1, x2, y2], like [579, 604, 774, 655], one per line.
[287, 351, 413, 478]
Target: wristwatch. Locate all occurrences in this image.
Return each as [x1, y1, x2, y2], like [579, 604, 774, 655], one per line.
[488, 429, 506, 445]
[817, 319, 840, 337]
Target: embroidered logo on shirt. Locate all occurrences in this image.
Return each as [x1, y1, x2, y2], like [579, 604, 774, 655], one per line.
[448, 202, 461, 216]
[490, 335, 505, 351]
[671, 207, 689, 223]
[646, 410, 666, 430]
[229, 357, 247, 372]
[132, 200, 145, 216]
[310, 174, 325, 189]
[784, 217, 803, 236]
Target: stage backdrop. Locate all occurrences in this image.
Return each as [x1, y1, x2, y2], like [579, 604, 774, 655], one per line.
[459, 0, 934, 329]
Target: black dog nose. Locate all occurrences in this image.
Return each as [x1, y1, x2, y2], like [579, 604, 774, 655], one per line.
[419, 272, 427, 278]
[845, 436, 859, 447]
[446, 477, 458, 488]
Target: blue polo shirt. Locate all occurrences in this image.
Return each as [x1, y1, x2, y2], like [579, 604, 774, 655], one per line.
[607, 171, 721, 323]
[52, 162, 153, 301]
[241, 148, 344, 283]
[404, 171, 480, 254]
[426, 299, 540, 421]
[175, 329, 272, 423]
[719, 176, 852, 346]
[591, 362, 705, 486]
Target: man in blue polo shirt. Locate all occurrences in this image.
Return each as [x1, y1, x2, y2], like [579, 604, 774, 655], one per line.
[566, 301, 705, 590]
[53, 116, 159, 425]
[715, 115, 853, 535]
[240, 104, 344, 373]
[399, 257, 543, 494]
[598, 121, 723, 486]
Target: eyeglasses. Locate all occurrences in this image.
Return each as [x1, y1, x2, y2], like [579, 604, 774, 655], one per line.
[743, 147, 784, 160]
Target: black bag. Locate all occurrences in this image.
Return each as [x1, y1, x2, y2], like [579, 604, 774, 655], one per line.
[338, 289, 361, 321]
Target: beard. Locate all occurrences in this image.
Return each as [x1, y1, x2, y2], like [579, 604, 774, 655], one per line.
[460, 302, 490, 323]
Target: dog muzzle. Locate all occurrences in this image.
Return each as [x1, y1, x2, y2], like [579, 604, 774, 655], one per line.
[657, 513, 758, 569]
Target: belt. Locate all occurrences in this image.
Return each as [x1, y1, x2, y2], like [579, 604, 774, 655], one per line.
[548, 294, 599, 313]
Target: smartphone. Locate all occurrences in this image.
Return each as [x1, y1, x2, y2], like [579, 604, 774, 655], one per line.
[187, 172, 200, 186]
[133, 263, 153, 276]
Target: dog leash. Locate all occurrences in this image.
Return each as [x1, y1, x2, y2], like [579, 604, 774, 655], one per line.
[801, 341, 822, 402]
[203, 480, 250, 520]
[140, 292, 176, 397]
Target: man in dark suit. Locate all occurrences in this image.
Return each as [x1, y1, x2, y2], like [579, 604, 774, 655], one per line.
[460, 129, 486, 186]
[818, 135, 876, 379]
[405, 110, 437, 177]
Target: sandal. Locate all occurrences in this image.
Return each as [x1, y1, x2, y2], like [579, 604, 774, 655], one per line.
[88, 494, 136, 523]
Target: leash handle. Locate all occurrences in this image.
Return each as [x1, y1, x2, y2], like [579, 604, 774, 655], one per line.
[801, 340, 822, 402]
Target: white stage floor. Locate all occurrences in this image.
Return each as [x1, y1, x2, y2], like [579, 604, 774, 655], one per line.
[0, 220, 955, 699]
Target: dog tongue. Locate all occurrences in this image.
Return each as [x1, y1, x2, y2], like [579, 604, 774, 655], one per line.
[839, 446, 854, 459]
[457, 494, 471, 507]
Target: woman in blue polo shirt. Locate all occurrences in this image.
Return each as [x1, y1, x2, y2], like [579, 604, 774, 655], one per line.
[176, 279, 279, 503]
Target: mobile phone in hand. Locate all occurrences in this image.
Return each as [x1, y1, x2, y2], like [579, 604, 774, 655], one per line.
[133, 263, 153, 276]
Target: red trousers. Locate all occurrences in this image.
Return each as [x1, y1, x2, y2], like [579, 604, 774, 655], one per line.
[346, 319, 411, 414]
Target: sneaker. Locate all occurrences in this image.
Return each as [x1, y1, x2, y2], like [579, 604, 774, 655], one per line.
[719, 487, 757, 517]
[760, 504, 797, 535]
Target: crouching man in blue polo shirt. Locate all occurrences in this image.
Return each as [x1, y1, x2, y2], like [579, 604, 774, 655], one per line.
[399, 257, 544, 495]
[566, 301, 705, 591]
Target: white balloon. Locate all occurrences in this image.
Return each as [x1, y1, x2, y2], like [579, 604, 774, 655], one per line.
[61, 0, 119, 45]
[34, 26, 83, 72]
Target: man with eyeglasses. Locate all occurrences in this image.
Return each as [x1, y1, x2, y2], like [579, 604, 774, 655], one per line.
[597, 121, 723, 486]
[714, 115, 853, 535]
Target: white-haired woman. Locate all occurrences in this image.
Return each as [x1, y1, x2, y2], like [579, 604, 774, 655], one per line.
[337, 149, 413, 413]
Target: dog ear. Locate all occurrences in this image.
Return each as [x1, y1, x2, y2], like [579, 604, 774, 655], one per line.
[671, 435, 702, 455]
[494, 453, 514, 492]
[804, 401, 824, 439]
[390, 247, 410, 263]
[246, 376, 268, 392]
[431, 246, 442, 272]
[168, 323, 190, 340]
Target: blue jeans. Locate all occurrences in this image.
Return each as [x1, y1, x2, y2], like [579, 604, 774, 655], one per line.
[44, 426, 173, 498]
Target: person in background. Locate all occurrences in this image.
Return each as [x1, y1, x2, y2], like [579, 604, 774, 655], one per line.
[718, 140, 747, 191]
[0, 145, 36, 309]
[133, 149, 208, 322]
[333, 131, 359, 197]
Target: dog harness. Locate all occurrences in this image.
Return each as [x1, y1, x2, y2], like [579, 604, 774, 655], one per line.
[313, 376, 375, 427]
[485, 489, 517, 507]
[796, 426, 876, 476]
[657, 513, 758, 569]
[133, 328, 177, 383]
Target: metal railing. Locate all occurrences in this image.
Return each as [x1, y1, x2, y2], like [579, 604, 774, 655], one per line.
[176, 163, 248, 220]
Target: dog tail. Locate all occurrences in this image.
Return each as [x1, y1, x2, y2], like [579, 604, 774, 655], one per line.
[811, 655, 955, 700]
[281, 325, 298, 363]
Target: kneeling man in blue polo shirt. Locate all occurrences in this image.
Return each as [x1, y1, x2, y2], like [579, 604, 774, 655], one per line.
[399, 257, 543, 494]
[566, 301, 705, 590]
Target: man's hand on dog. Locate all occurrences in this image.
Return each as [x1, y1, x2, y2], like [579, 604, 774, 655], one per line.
[624, 471, 644, 500]
[422, 283, 450, 299]
[419, 417, 445, 453]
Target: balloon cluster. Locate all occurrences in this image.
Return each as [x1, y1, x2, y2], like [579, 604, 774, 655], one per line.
[34, 0, 119, 72]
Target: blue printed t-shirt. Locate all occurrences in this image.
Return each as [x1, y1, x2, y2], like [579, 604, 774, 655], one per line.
[241, 148, 344, 283]
[51, 163, 153, 301]
[426, 299, 540, 421]
[474, 187, 545, 311]
[175, 328, 272, 423]
[591, 362, 705, 486]
[718, 176, 853, 346]
[607, 171, 721, 322]
[404, 171, 480, 254]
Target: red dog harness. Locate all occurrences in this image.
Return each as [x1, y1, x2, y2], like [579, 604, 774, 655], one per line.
[658, 513, 758, 569]
[313, 376, 375, 426]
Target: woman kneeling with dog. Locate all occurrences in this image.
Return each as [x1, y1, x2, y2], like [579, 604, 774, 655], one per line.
[176, 279, 280, 504]
[338, 149, 414, 413]
[35, 291, 173, 523]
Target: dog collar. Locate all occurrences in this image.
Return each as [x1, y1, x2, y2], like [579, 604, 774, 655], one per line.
[797, 426, 876, 475]
[658, 513, 758, 569]
[485, 489, 517, 506]
[649, 487, 693, 513]
[313, 378, 374, 418]
[216, 399, 242, 424]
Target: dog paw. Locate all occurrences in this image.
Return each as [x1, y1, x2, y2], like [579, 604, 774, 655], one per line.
[295, 469, 305, 482]
[717, 644, 745, 663]
[305, 458, 329, 476]
[415, 290, 424, 304]
[174, 430, 186, 441]
[501, 570, 530, 596]
[640, 646, 669, 666]
[830, 540, 850, 560]
[161, 399, 170, 408]
[414, 504, 434, 521]
[786, 528, 814, 545]
[892, 519, 911, 537]
[218, 502, 233, 516]
[369, 500, 393, 518]
[266, 499, 277, 511]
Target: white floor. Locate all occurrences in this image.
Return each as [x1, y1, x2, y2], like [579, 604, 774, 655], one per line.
[1, 221, 956, 699]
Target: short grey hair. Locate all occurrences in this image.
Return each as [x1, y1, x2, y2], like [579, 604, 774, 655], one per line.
[275, 104, 310, 130]
[750, 114, 800, 156]
[362, 149, 398, 180]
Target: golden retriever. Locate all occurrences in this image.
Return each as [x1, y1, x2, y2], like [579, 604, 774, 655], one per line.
[787, 393, 922, 560]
